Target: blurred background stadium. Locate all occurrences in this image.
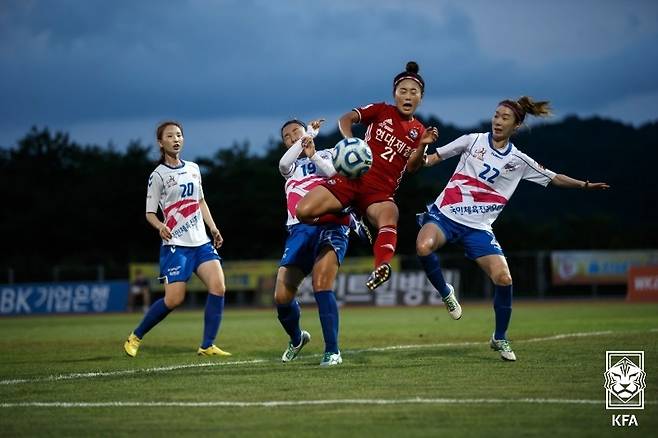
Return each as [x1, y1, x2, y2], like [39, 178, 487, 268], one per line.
[1, 1, 656, 311]
[0, 1, 656, 435]
[1, 116, 656, 314]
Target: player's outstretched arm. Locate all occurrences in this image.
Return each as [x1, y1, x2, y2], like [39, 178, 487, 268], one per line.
[551, 174, 610, 190]
[423, 133, 472, 168]
[407, 146, 426, 173]
[408, 127, 439, 173]
[199, 198, 224, 248]
[338, 110, 360, 139]
[423, 152, 443, 167]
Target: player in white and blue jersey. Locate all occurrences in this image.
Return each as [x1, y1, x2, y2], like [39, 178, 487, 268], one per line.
[123, 121, 231, 358]
[417, 97, 609, 361]
[275, 118, 354, 367]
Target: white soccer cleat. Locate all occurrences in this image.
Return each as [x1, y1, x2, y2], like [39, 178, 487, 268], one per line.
[319, 351, 343, 367]
[281, 330, 311, 362]
[442, 284, 462, 320]
[490, 336, 517, 361]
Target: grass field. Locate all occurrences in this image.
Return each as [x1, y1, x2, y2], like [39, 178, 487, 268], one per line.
[1, 300, 656, 437]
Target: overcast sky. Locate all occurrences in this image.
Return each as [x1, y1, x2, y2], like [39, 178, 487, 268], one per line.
[1, 0, 657, 158]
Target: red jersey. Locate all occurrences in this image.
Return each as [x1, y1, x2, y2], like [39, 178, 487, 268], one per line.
[355, 102, 426, 193]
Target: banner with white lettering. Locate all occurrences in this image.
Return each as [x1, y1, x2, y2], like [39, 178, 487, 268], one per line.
[0, 281, 130, 315]
[627, 266, 658, 302]
[296, 270, 460, 306]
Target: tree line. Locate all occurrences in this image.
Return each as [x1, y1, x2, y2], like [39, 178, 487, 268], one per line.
[1, 115, 656, 281]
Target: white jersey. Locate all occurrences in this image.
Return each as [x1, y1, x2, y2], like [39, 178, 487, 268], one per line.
[282, 149, 336, 226]
[431, 133, 556, 231]
[146, 160, 210, 247]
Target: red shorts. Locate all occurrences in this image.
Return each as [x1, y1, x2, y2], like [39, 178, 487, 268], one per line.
[322, 175, 395, 215]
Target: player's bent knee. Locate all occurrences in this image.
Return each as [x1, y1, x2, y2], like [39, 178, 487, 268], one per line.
[212, 280, 226, 295]
[273, 292, 291, 305]
[209, 287, 225, 297]
[416, 238, 435, 257]
[494, 272, 513, 286]
[312, 276, 334, 291]
[295, 203, 312, 222]
[274, 289, 295, 306]
[164, 295, 185, 309]
[312, 267, 337, 290]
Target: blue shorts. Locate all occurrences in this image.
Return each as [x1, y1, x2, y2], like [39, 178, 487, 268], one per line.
[159, 242, 221, 284]
[417, 205, 504, 260]
[280, 223, 349, 276]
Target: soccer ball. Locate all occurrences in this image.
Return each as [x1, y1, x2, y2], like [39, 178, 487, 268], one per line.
[332, 138, 373, 179]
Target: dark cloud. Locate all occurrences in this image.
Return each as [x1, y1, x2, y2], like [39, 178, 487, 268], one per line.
[0, 0, 656, 151]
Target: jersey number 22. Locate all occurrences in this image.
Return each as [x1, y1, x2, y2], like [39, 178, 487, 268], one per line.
[478, 163, 499, 183]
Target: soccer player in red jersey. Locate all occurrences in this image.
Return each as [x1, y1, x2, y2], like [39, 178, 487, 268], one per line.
[296, 61, 439, 290]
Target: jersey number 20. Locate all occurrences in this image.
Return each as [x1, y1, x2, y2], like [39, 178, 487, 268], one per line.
[180, 182, 194, 197]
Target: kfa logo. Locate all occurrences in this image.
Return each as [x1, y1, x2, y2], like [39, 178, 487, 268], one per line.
[611, 415, 638, 427]
[604, 351, 645, 427]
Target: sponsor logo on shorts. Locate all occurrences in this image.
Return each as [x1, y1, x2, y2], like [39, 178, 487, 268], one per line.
[167, 265, 182, 277]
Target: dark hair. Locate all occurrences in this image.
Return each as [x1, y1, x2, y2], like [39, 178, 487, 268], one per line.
[156, 120, 184, 164]
[393, 61, 425, 94]
[498, 96, 552, 124]
[280, 119, 307, 141]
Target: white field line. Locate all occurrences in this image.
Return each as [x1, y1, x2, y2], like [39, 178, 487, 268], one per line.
[0, 399, 605, 408]
[346, 330, 614, 354]
[0, 329, 646, 386]
[2, 398, 657, 408]
[0, 359, 266, 385]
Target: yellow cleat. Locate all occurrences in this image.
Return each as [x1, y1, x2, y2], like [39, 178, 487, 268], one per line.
[197, 344, 232, 357]
[124, 333, 141, 357]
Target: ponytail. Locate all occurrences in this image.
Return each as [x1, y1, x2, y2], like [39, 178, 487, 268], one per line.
[517, 96, 552, 118]
[498, 96, 552, 123]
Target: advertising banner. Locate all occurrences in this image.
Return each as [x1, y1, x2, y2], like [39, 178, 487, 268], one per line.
[0, 281, 129, 315]
[129, 256, 400, 293]
[551, 251, 658, 285]
[627, 266, 658, 302]
[296, 270, 460, 307]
